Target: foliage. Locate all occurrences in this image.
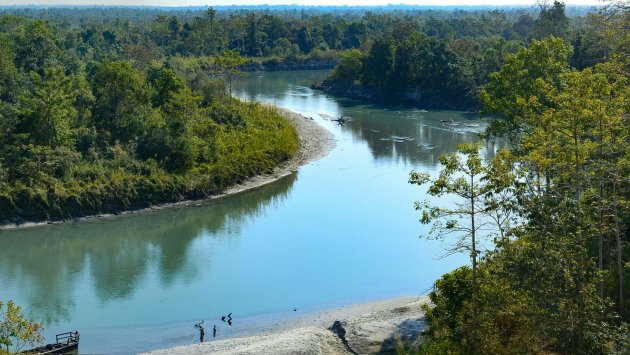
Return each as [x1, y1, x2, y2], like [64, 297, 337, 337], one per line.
[411, 143, 520, 353]
[0, 2, 611, 110]
[0, 301, 44, 354]
[531, 1, 570, 40]
[480, 36, 572, 144]
[328, 49, 364, 84]
[414, 3, 630, 352]
[0, 18, 299, 223]
[215, 50, 248, 105]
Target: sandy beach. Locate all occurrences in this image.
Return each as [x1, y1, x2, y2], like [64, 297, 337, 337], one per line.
[141, 296, 427, 355]
[0, 108, 335, 230]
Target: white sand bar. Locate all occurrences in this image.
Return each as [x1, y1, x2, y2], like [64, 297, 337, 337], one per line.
[142, 296, 428, 355]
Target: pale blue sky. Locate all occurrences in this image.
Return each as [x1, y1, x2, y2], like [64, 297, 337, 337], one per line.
[0, 0, 602, 7]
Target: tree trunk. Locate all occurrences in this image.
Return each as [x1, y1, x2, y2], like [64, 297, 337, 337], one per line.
[614, 180, 623, 316]
[597, 115, 604, 298]
[228, 75, 232, 106]
[470, 173, 477, 352]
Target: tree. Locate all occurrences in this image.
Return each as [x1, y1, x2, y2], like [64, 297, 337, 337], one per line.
[322, 22, 341, 49]
[362, 37, 394, 89]
[245, 13, 261, 57]
[532, 1, 570, 40]
[0, 34, 20, 102]
[480, 36, 572, 146]
[206, 7, 217, 54]
[390, 32, 428, 89]
[343, 22, 366, 49]
[148, 66, 186, 108]
[296, 26, 314, 54]
[215, 50, 247, 106]
[410, 142, 514, 350]
[17, 68, 77, 148]
[328, 49, 364, 84]
[512, 14, 535, 39]
[91, 61, 154, 143]
[12, 20, 59, 74]
[413, 36, 460, 95]
[0, 300, 44, 354]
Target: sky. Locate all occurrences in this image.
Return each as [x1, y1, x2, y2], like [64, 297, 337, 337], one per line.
[0, 0, 602, 7]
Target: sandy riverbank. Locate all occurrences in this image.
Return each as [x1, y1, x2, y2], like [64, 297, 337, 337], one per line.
[141, 296, 427, 355]
[0, 108, 335, 230]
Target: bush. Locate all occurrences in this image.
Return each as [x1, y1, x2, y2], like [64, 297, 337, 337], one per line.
[209, 103, 245, 126]
[328, 49, 364, 84]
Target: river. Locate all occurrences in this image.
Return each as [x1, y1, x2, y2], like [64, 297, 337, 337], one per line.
[0, 69, 498, 354]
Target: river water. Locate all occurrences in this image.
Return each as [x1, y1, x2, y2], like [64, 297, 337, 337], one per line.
[0, 70, 498, 354]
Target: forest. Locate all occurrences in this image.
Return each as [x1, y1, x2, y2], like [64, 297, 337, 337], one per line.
[0, 13, 300, 222]
[407, 1, 630, 353]
[318, 1, 615, 109]
[0, 1, 629, 353]
[3, 3, 595, 222]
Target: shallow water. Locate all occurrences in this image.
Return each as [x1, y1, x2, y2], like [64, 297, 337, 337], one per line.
[0, 69, 500, 354]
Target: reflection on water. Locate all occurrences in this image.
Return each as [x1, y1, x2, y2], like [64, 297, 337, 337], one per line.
[339, 107, 485, 165]
[1, 70, 497, 354]
[236, 70, 498, 167]
[0, 175, 295, 327]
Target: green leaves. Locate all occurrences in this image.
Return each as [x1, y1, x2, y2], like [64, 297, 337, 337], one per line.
[480, 37, 572, 142]
[215, 50, 247, 105]
[12, 20, 60, 74]
[329, 49, 364, 84]
[18, 68, 77, 149]
[361, 37, 394, 89]
[0, 33, 300, 223]
[215, 50, 248, 75]
[431, 16, 630, 354]
[411, 142, 509, 240]
[0, 300, 44, 354]
[92, 61, 154, 143]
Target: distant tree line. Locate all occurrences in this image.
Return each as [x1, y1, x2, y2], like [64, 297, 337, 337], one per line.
[319, 1, 616, 109]
[0, 3, 598, 65]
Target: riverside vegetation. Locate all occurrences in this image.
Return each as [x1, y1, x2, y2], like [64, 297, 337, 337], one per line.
[1, 2, 630, 354]
[0, 19, 298, 223]
[317, 1, 616, 110]
[408, 2, 630, 354]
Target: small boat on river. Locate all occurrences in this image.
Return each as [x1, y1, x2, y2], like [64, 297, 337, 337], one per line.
[22, 331, 79, 355]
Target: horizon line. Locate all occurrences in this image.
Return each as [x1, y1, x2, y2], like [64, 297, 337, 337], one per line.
[0, 2, 602, 7]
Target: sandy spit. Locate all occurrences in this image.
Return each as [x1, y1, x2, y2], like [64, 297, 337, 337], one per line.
[141, 296, 428, 355]
[0, 108, 336, 230]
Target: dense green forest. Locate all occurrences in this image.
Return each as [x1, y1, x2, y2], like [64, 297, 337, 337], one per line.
[407, 1, 630, 353]
[0, 3, 604, 223]
[318, 1, 617, 109]
[1, 2, 629, 353]
[0, 13, 299, 223]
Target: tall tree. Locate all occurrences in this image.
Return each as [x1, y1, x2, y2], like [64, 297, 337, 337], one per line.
[410, 142, 515, 350]
[206, 7, 217, 54]
[17, 68, 77, 148]
[12, 20, 59, 74]
[362, 37, 394, 89]
[215, 50, 247, 106]
[480, 37, 572, 146]
[532, 1, 570, 40]
[91, 61, 154, 143]
[0, 34, 19, 102]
